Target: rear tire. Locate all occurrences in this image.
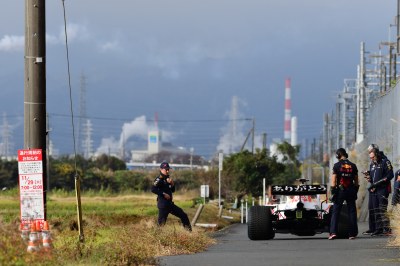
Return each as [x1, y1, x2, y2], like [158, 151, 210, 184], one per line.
[248, 206, 275, 240]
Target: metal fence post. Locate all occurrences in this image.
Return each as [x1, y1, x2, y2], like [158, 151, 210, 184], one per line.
[240, 199, 244, 223]
[245, 199, 248, 223]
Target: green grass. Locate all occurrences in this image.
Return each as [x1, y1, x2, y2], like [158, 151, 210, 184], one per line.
[0, 192, 239, 265]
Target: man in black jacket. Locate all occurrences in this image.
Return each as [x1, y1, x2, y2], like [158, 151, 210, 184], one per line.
[367, 148, 394, 236]
[329, 148, 359, 240]
[151, 162, 192, 231]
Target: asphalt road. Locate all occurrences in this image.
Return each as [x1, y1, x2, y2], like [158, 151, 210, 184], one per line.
[159, 222, 399, 266]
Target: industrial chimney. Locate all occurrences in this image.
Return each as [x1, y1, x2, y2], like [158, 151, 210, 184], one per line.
[284, 78, 292, 141]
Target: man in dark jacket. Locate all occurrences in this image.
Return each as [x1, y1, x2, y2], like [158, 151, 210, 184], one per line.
[363, 143, 390, 235]
[367, 148, 394, 236]
[328, 148, 359, 240]
[151, 162, 192, 231]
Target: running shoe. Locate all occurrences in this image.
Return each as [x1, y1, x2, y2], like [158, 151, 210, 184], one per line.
[328, 234, 337, 240]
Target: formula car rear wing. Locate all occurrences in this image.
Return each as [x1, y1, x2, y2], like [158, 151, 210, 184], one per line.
[271, 184, 327, 195]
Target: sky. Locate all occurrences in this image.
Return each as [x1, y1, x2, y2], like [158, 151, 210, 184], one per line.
[0, 0, 396, 160]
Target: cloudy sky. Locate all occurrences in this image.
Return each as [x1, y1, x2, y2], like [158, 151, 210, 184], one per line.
[0, 1, 395, 159]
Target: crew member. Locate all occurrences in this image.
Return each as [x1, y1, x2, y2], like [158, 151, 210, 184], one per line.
[362, 144, 377, 235]
[363, 144, 387, 235]
[151, 162, 192, 231]
[368, 148, 394, 236]
[329, 148, 359, 240]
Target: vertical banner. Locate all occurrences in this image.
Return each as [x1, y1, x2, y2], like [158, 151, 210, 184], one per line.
[18, 149, 44, 227]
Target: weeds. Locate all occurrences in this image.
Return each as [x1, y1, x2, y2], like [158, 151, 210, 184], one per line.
[388, 205, 400, 247]
[0, 194, 229, 265]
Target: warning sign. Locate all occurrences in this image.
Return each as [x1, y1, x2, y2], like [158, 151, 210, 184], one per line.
[18, 149, 44, 226]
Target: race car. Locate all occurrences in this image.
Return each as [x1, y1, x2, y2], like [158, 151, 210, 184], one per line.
[247, 178, 349, 240]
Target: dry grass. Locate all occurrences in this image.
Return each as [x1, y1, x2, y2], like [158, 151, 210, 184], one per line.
[388, 205, 400, 247]
[0, 193, 238, 265]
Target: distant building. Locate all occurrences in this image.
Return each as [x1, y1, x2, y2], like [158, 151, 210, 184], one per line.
[148, 130, 161, 154]
[130, 130, 190, 163]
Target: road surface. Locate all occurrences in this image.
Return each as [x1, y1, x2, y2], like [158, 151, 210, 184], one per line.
[159, 222, 399, 266]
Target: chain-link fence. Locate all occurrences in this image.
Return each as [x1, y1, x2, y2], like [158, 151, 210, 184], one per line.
[366, 86, 400, 168]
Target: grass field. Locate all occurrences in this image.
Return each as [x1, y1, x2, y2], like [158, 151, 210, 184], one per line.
[0, 190, 240, 265]
[1, 189, 398, 265]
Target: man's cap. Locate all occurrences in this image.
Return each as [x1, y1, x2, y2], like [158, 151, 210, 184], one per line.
[160, 162, 170, 169]
[368, 144, 379, 152]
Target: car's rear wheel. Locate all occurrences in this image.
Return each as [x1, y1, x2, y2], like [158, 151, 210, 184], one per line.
[248, 206, 275, 240]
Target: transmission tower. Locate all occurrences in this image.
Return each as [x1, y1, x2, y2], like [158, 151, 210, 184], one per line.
[82, 119, 93, 159]
[78, 72, 87, 155]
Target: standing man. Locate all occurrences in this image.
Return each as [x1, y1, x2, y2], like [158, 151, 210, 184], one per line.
[329, 148, 359, 240]
[363, 143, 388, 235]
[151, 162, 192, 231]
[363, 144, 379, 235]
[367, 148, 394, 236]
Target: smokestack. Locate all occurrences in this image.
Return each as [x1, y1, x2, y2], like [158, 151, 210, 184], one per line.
[290, 116, 297, 146]
[284, 78, 291, 141]
[154, 112, 159, 129]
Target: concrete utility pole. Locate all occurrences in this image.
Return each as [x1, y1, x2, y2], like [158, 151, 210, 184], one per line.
[251, 118, 255, 153]
[262, 133, 267, 150]
[356, 42, 366, 143]
[24, 0, 47, 218]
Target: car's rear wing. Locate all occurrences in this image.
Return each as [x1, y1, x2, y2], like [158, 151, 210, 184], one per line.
[271, 185, 327, 195]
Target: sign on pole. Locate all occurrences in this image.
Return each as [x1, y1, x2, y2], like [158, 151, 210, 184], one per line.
[201, 185, 209, 204]
[18, 149, 44, 227]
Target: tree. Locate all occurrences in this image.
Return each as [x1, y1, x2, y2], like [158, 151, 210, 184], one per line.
[274, 141, 301, 184]
[0, 159, 18, 189]
[92, 154, 126, 171]
[223, 149, 286, 198]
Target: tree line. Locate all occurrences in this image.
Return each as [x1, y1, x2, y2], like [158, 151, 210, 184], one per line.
[0, 142, 301, 201]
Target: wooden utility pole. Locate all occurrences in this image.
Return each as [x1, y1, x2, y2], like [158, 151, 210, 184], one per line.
[24, 0, 47, 218]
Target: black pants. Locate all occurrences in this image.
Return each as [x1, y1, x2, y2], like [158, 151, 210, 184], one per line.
[370, 191, 390, 232]
[330, 187, 358, 237]
[158, 202, 191, 230]
[368, 192, 375, 232]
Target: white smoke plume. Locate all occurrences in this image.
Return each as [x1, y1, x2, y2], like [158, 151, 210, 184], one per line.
[95, 115, 176, 159]
[95, 136, 120, 156]
[216, 96, 249, 154]
[119, 115, 149, 148]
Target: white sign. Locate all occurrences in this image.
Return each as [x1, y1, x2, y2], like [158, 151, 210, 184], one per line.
[18, 149, 44, 227]
[201, 185, 209, 197]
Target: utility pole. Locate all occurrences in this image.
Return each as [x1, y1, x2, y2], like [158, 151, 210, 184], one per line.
[24, 0, 47, 218]
[262, 133, 267, 150]
[251, 118, 255, 154]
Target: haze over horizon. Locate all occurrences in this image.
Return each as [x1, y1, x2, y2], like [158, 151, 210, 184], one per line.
[0, 1, 396, 159]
